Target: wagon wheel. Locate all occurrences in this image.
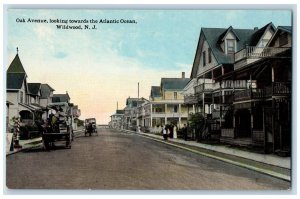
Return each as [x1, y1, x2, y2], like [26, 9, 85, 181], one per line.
[43, 138, 50, 150]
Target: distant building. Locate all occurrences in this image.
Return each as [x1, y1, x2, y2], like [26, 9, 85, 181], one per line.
[143, 72, 190, 132]
[123, 97, 146, 130]
[40, 84, 55, 108]
[110, 110, 125, 129]
[52, 93, 71, 103]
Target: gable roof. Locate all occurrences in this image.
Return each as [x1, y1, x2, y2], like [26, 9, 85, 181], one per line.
[28, 83, 41, 95]
[150, 86, 161, 98]
[190, 23, 276, 78]
[40, 84, 55, 99]
[202, 28, 256, 65]
[267, 25, 292, 47]
[7, 54, 27, 74]
[52, 93, 70, 103]
[278, 26, 292, 33]
[248, 22, 275, 46]
[7, 73, 26, 90]
[217, 26, 240, 44]
[161, 78, 190, 90]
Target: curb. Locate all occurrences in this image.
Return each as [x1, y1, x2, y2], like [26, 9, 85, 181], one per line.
[6, 130, 84, 156]
[6, 141, 42, 156]
[120, 129, 290, 182]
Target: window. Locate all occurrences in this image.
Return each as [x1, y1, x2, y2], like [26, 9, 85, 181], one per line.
[19, 91, 23, 103]
[208, 48, 212, 63]
[174, 105, 178, 113]
[279, 32, 288, 46]
[202, 51, 206, 66]
[227, 39, 235, 53]
[260, 39, 269, 47]
[174, 92, 177, 100]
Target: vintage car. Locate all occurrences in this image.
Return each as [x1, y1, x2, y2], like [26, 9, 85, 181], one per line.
[84, 118, 98, 136]
[39, 102, 74, 149]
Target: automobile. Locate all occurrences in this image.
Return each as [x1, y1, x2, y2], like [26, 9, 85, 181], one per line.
[84, 118, 98, 136]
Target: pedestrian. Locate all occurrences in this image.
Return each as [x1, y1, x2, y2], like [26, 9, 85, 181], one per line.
[173, 125, 177, 139]
[183, 124, 188, 141]
[162, 125, 168, 140]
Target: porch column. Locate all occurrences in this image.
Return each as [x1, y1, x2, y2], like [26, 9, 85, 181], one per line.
[192, 104, 195, 114]
[165, 104, 167, 124]
[222, 66, 225, 75]
[202, 93, 205, 114]
[179, 104, 182, 125]
[271, 66, 275, 82]
[150, 104, 153, 127]
[233, 110, 236, 128]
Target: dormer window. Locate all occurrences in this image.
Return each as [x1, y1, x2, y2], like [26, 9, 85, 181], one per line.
[260, 39, 269, 47]
[208, 48, 212, 63]
[227, 39, 235, 53]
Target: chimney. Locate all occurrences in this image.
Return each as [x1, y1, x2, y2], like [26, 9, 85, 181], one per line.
[254, 27, 258, 30]
[182, 72, 185, 79]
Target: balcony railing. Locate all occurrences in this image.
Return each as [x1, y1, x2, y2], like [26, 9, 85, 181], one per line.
[221, 80, 248, 89]
[235, 46, 291, 62]
[265, 82, 291, 97]
[194, 83, 220, 94]
[184, 95, 198, 104]
[234, 82, 291, 101]
[234, 89, 264, 101]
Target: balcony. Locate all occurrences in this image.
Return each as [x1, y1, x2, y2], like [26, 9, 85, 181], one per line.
[221, 80, 248, 89]
[234, 46, 291, 70]
[265, 82, 291, 97]
[235, 46, 291, 62]
[184, 95, 198, 104]
[234, 82, 291, 102]
[194, 83, 220, 94]
[234, 89, 264, 101]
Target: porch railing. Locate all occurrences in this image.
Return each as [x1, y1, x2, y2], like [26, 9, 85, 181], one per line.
[234, 89, 264, 101]
[184, 95, 198, 104]
[235, 46, 291, 62]
[234, 82, 290, 101]
[265, 82, 291, 97]
[194, 83, 220, 94]
[252, 130, 264, 145]
[221, 80, 248, 89]
[221, 128, 235, 138]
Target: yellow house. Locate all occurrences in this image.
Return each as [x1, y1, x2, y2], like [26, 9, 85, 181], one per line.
[144, 72, 190, 132]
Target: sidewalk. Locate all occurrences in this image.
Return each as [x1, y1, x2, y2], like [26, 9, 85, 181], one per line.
[6, 137, 43, 156]
[6, 129, 83, 156]
[120, 129, 291, 181]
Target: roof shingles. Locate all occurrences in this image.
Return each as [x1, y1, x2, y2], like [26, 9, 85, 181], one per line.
[161, 78, 190, 90]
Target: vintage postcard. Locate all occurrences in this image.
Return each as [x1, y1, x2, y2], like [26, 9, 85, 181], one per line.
[4, 7, 293, 192]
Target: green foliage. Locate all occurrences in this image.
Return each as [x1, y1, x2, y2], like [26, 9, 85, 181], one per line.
[188, 112, 205, 130]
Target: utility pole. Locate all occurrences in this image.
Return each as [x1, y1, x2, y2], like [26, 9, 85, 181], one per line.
[138, 82, 139, 99]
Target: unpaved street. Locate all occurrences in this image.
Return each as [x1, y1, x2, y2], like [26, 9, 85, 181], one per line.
[6, 128, 290, 190]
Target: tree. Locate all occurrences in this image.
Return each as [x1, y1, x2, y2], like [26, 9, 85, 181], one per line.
[188, 112, 205, 141]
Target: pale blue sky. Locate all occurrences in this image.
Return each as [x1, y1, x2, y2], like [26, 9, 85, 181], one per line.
[6, 9, 292, 123]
